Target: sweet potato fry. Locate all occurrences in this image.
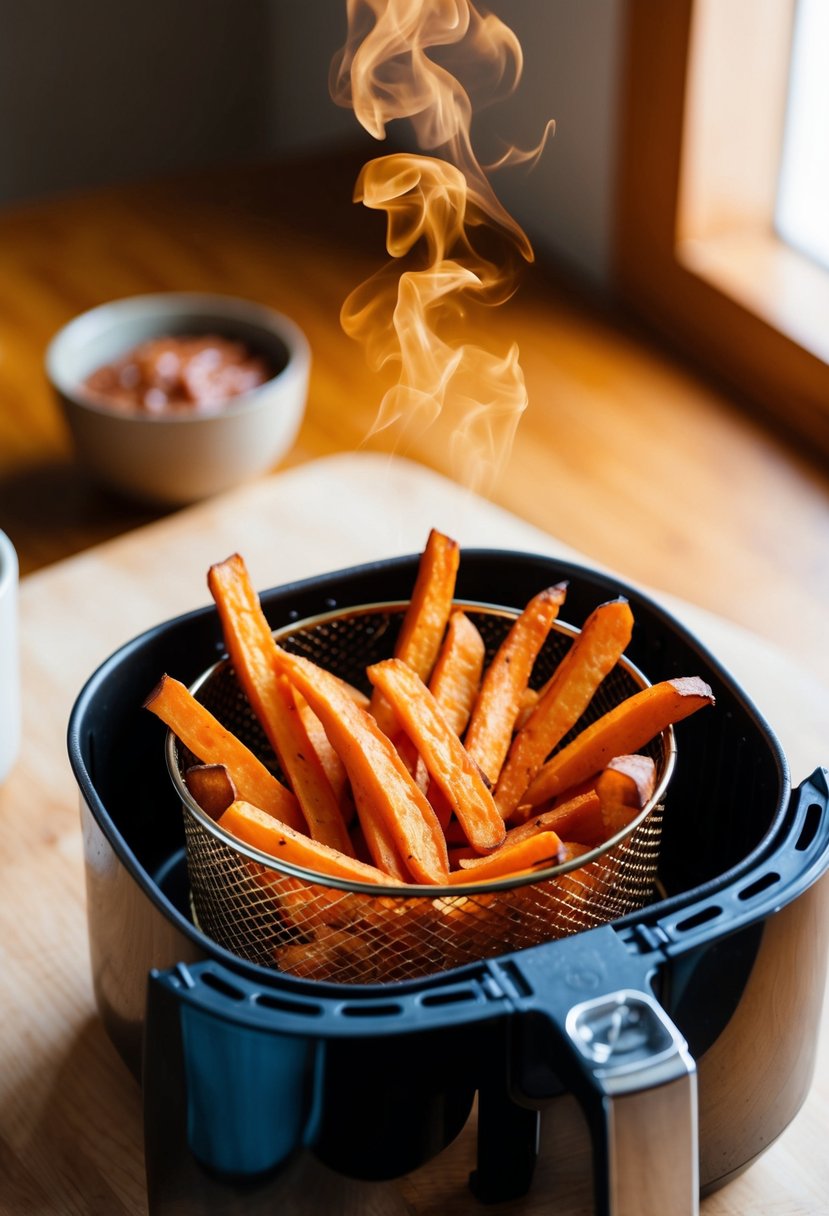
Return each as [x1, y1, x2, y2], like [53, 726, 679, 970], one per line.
[370, 528, 460, 734]
[514, 687, 539, 731]
[293, 690, 355, 824]
[218, 800, 391, 885]
[412, 609, 485, 817]
[144, 673, 303, 831]
[271, 645, 450, 884]
[427, 782, 454, 833]
[275, 927, 383, 982]
[503, 790, 606, 849]
[597, 754, 656, 836]
[343, 682, 370, 710]
[547, 842, 604, 915]
[207, 554, 353, 853]
[450, 830, 563, 883]
[367, 658, 506, 853]
[428, 611, 486, 736]
[502, 839, 605, 940]
[494, 598, 634, 818]
[503, 773, 600, 825]
[184, 764, 237, 820]
[464, 583, 568, 785]
[269, 674, 355, 854]
[347, 767, 415, 883]
[524, 676, 715, 807]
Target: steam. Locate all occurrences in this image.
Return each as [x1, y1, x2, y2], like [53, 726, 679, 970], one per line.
[332, 0, 552, 494]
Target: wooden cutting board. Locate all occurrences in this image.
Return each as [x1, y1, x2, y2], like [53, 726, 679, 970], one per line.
[2, 452, 827, 1215]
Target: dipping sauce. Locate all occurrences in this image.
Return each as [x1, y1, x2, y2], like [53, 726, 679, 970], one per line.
[81, 334, 274, 414]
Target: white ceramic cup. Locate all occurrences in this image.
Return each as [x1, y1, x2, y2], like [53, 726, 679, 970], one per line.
[0, 530, 20, 784]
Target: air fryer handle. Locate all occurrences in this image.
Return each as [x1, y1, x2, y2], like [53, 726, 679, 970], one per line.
[504, 768, 829, 1216]
[142, 963, 324, 1212]
[507, 927, 698, 1216]
[563, 987, 698, 1216]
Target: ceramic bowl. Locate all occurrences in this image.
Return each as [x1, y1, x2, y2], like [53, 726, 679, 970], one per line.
[46, 292, 310, 506]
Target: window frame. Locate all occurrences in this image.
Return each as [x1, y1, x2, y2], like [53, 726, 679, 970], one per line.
[613, 0, 829, 460]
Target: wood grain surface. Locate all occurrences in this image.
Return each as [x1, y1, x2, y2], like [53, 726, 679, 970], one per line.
[0, 150, 827, 1213]
[0, 151, 827, 686]
[1, 453, 827, 1215]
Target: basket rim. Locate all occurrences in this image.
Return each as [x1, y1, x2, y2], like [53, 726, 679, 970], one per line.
[166, 598, 677, 897]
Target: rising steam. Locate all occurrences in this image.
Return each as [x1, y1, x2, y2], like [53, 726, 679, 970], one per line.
[331, 0, 552, 494]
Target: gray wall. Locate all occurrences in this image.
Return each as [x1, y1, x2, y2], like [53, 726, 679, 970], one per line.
[0, 1, 621, 286]
[0, 1, 274, 202]
[473, 1, 622, 286]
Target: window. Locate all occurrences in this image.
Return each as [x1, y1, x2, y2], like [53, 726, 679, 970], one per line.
[613, 0, 829, 460]
[776, 0, 829, 272]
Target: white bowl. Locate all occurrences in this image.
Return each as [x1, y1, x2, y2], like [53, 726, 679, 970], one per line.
[46, 293, 310, 506]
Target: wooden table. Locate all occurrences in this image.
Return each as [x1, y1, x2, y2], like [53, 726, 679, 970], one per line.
[0, 153, 828, 1214]
[0, 151, 827, 685]
[2, 453, 828, 1215]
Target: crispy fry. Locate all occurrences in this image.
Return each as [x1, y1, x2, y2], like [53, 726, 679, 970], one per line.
[275, 926, 383, 982]
[496, 840, 607, 949]
[428, 611, 485, 736]
[367, 658, 506, 853]
[464, 583, 568, 785]
[271, 646, 450, 884]
[428, 781, 454, 833]
[504, 790, 606, 849]
[268, 873, 357, 935]
[449, 830, 563, 883]
[555, 841, 603, 896]
[144, 673, 303, 830]
[293, 690, 356, 824]
[348, 767, 415, 883]
[370, 528, 460, 734]
[343, 682, 370, 710]
[413, 609, 485, 816]
[494, 598, 634, 818]
[207, 554, 353, 853]
[394, 731, 421, 781]
[219, 800, 390, 885]
[392, 528, 461, 678]
[524, 676, 714, 807]
[514, 686, 539, 731]
[597, 754, 656, 835]
[269, 674, 355, 854]
[545, 842, 604, 921]
[184, 764, 237, 820]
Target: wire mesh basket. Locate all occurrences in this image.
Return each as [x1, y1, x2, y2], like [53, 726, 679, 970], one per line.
[167, 602, 675, 984]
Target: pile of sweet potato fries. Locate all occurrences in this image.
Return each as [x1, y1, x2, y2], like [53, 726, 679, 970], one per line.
[146, 529, 714, 891]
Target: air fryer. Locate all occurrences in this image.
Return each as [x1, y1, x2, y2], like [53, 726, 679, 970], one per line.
[68, 549, 829, 1216]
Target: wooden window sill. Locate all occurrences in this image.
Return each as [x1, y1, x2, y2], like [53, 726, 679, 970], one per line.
[679, 229, 829, 369]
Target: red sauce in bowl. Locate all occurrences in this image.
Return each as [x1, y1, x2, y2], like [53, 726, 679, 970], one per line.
[82, 334, 274, 415]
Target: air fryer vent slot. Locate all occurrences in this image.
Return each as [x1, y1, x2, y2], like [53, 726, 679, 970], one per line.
[420, 988, 480, 1008]
[339, 1001, 405, 1018]
[738, 872, 780, 902]
[675, 904, 722, 934]
[255, 993, 324, 1018]
[796, 802, 823, 852]
[201, 971, 245, 1002]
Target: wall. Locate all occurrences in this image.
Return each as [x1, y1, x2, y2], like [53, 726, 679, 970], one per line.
[0, 1, 621, 287]
[265, 0, 623, 286]
[0, 0, 274, 203]
[476, 0, 623, 286]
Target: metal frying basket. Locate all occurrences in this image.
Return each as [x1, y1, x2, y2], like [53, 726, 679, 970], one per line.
[167, 602, 675, 984]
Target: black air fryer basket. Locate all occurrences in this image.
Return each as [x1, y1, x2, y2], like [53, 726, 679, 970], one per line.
[68, 549, 829, 1216]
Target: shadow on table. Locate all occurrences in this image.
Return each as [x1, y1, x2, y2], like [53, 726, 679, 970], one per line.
[0, 460, 169, 576]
